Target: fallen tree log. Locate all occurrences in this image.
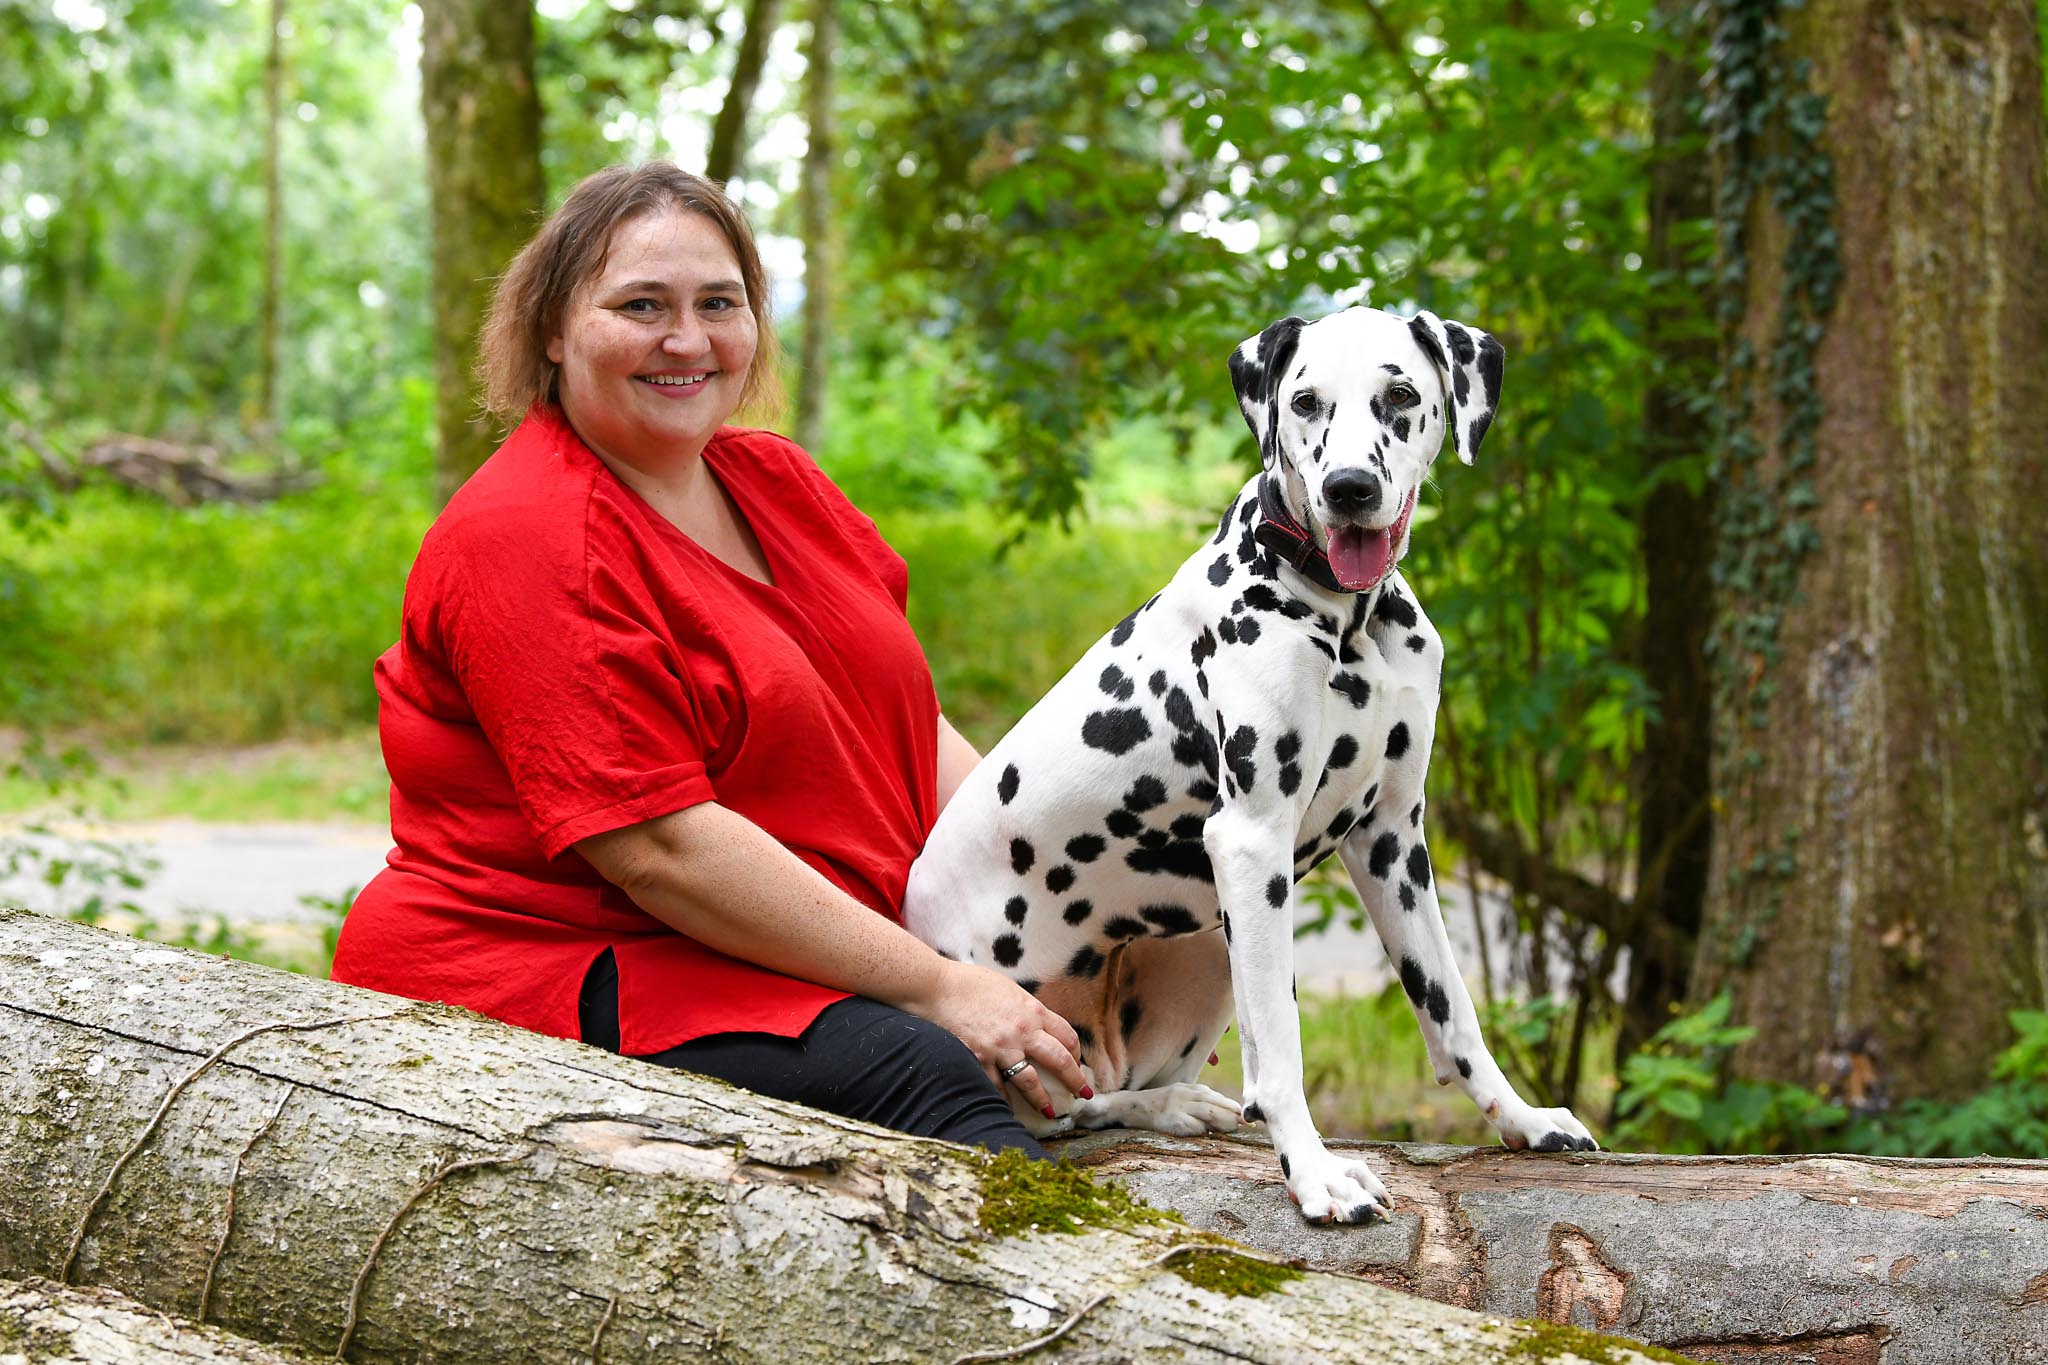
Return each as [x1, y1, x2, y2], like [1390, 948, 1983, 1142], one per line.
[0, 911, 1668, 1365]
[1, 1276, 315, 1364]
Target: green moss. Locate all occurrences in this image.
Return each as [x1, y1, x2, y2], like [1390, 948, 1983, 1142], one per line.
[1166, 1248, 1302, 1298]
[1505, 1320, 1700, 1364]
[976, 1151, 1181, 1238]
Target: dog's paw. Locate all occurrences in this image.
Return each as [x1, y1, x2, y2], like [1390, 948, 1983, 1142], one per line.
[1280, 1149, 1390, 1225]
[1493, 1103, 1599, 1154]
[1074, 1083, 1242, 1136]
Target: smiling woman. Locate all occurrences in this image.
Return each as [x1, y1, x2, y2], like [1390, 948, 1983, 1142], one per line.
[332, 162, 1087, 1155]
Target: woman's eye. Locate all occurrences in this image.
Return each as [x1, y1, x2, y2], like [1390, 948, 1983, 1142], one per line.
[621, 298, 659, 314]
[1290, 391, 1320, 417]
[702, 296, 739, 313]
[1389, 384, 1416, 406]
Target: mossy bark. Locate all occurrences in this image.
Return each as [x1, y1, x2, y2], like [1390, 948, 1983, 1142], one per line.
[0, 912, 1671, 1365]
[420, 0, 544, 503]
[1697, 0, 2048, 1101]
[1, 1277, 317, 1364]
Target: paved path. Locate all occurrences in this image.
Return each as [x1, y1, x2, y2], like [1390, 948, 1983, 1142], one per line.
[0, 820, 1523, 995]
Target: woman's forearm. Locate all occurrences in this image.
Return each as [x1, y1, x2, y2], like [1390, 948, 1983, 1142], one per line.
[575, 801, 952, 1014]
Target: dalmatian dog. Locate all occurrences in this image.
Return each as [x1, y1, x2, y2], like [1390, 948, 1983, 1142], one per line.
[903, 305, 1597, 1224]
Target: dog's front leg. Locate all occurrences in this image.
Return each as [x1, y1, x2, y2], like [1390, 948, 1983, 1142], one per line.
[1336, 810, 1598, 1153]
[1206, 807, 1391, 1223]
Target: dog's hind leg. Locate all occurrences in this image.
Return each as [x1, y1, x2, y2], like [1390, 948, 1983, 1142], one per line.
[1060, 931, 1240, 1136]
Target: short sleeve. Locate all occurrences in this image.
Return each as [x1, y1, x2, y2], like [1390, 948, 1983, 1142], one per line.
[432, 516, 718, 859]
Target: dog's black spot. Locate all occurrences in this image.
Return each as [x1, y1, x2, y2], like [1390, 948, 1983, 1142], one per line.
[993, 934, 1023, 967]
[1407, 843, 1431, 888]
[1063, 898, 1094, 925]
[1243, 1101, 1264, 1122]
[1235, 615, 1262, 646]
[997, 764, 1020, 805]
[1099, 663, 1135, 701]
[1331, 673, 1372, 709]
[1275, 731, 1301, 762]
[1399, 955, 1428, 1008]
[1142, 903, 1203, 935]
[1186, 778, 1218, 805]
[1369, 831, 1401, 878]
[1163, 686, 1198, 732]
[1136, 827, 1169, 851]
[1170, 813, 1205, 840]
[1362, 782, 1379, 808]
[1110, 610, 1139, 646]
[1209, 554, 1232, 587]
[1123, 776, 1168, 812]
[1196, 669, 1210, 697]
[1212, 500, 1238, 545]
[1010, 839, 1035, 874]
[1191, 628, 1217, 669]
[1407, 633, 1427, 653]
[1125, 840, 1215, 882]
[1067, 945, 1106, 979]
[1279, 1153, 1292, 1179]
[1224, 725, 1259, 791]
[1294, 836, 1323, 867]
[1005, 895, 1029, 926]
[1327, 808, 1358, 842]
[1279, 762, 1301, 796]
[1327, 735, 1360, 771]
[1046, 864, 1076, 895]
[1180, 1035, 1199, 1058]
[1120, 997, 1145, 1042]
[1149, 669, 1168, 696]
[1242, 585, 1283, 614]
[1376, 590, 1418, 629]
[1082, 708, 1152, 756]
[1218, 616, 1238, 645]
[1106, 808, 1143, 839]
[1017, 978, 1039, 996]
[1267, 874, 1288, 908]
[1386, 722, 1411, 760]
[1067, 833, 1106, 863]
[1172, 728, 1220, 776]
[1392, 415, 1411, 442]
[1309, 637, 1336, 661]
[1398, 882, 1416, 911]
[1075, 1024, 1095, 1050]
[1409, 802, 1423, 827]
[1103, 915, 1146, 940]
[1456, 1056, 1471, 1079]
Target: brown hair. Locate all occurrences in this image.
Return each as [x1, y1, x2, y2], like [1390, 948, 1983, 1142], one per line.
[478, 161, 787, 427]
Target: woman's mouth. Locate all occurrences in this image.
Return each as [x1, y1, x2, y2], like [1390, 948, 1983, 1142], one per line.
[636, 372, 713, 392]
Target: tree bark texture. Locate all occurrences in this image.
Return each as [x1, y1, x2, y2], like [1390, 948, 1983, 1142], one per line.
[1696, 0, 2048, 1101]
[420, 0, 544, 504]
[794, 0, 835, 455]
[0, 912, 1675, 1365]
[704, 0, 783, 184]
[1623, 0, 1718, 1064]
[1, 1277, 316, 1364]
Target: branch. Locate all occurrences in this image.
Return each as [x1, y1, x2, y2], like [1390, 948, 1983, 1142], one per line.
[1356, 1, 1445, 131]
[704, 0, 784, 183]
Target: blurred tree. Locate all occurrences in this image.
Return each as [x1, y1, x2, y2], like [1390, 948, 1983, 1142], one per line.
[259, 0, 287, 434]
[705, 0, 784, 184]
[795, 0, 835, 453]
[1693, 0, 2048, 1104]
[420, 0, 543, 501]
[1620, 0, 1717, 1063]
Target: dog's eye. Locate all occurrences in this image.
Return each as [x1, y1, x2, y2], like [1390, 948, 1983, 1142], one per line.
[1289, 392, 1321, 418]
[1388, 383, 1418, 406]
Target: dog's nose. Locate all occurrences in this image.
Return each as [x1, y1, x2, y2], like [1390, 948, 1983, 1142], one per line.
[1323, 469, 1383, 519]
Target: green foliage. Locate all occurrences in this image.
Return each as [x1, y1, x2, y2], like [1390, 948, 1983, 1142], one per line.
[1614, 996, 2048, 1159]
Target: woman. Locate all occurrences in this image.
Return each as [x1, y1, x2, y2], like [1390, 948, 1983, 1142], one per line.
[332, 161, 1085, 1156]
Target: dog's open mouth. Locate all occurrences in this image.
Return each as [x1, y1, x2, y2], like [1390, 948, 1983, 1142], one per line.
[1326, 489, 1417, 593]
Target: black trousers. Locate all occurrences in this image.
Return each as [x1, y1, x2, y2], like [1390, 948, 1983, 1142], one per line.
[578, 949, 1049, 1159]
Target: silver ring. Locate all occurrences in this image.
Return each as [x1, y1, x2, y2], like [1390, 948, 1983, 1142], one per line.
[1000, 1059, 1031, 1081]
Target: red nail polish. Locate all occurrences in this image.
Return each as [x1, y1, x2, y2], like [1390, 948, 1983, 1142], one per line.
[1079, 1086, 1095, 1100]
[1041, 1104, 1056, 1118]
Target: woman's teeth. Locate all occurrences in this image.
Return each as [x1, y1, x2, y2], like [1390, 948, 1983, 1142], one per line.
[640, 373, 709, 386]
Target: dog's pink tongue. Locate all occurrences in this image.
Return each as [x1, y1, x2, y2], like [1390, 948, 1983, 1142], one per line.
[1329, 526, 1391, 592]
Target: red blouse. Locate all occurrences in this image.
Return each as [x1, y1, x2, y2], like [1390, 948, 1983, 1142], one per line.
[331, 406, 941, 1055]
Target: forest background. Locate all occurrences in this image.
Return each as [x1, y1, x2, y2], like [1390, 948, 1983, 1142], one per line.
[3, 0, 2045, 1160]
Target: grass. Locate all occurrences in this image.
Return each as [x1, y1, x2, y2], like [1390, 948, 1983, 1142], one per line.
[0, 730, 389, 823]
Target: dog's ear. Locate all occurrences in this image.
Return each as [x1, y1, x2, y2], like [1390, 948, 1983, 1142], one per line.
[1229, 316, 1306, 470]
[1407, 310, 1504, 466]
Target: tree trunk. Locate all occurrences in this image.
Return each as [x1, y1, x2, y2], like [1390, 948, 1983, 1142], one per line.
[1694, 0, 2048, 1103]
[704, 0, 783, 184]
[1622, 0, 1718, 1063]
[795, 0, 835, 455]
[420, 0, 544, 504]
[2, 1278, 315, 1364]
[259, 0, 286, 435]
[0, 911, 1671, 1365]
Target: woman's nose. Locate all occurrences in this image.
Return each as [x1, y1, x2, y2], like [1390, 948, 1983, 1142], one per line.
[661, 314, 707, 355]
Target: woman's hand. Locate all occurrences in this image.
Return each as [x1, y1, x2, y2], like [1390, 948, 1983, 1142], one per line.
[905, 959, 1093, 1118]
